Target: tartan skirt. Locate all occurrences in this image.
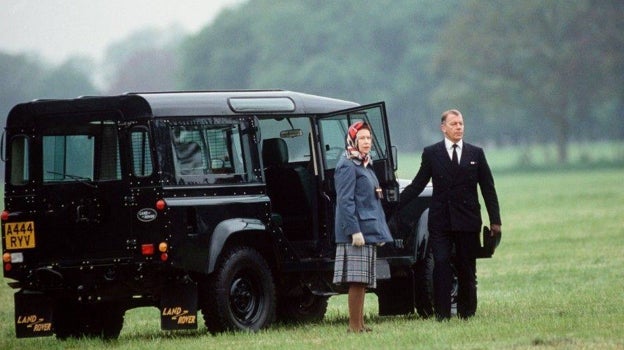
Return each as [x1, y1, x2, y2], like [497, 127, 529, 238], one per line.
[333, 243, 377, 289]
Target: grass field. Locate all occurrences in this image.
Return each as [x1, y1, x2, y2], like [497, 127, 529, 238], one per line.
[396, 141, 624, 174]
[1, 165, 623, 349]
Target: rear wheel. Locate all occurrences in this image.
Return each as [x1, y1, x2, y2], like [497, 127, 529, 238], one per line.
[200, 247, 276, 333]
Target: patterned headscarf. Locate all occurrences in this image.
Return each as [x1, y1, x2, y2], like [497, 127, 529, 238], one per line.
[346, 121, 371, 167]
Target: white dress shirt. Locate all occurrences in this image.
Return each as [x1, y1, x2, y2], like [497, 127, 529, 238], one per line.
[444, 138, 463, 163]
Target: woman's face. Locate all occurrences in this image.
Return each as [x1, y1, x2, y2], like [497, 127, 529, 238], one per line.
[355, 128, 372, 155]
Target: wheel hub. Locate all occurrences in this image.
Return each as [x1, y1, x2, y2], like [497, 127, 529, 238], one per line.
[230, 277, 258, 321]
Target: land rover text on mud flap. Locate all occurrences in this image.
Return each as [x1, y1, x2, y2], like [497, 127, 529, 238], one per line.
[2, 90, 491, 339]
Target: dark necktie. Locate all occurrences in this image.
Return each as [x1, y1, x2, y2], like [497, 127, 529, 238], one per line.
[452, 144, 459, 166]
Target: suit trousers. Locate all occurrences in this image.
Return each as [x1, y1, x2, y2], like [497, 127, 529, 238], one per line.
[429, 230, 480, 320]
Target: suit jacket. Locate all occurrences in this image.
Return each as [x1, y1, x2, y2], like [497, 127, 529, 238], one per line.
[400, 141, 501, 233]
[334, 155, 393, 244]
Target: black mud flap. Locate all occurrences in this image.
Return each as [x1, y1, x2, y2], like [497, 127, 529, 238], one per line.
[375, 269, 415, 316]
[14, 291, 54, 338]
[160, 280, 198, 330]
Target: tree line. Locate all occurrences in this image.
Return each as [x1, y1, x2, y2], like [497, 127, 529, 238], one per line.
[2, 0, 622, 162]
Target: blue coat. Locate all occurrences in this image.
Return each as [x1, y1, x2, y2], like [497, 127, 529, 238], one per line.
[334, 155, 393, 244]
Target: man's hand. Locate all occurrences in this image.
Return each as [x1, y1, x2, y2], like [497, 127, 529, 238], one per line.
[351, 232, 365, 247]
[490, 224, 502, 236]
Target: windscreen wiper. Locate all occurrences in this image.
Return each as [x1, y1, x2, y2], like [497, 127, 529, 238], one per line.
[46, 171, 98, 188]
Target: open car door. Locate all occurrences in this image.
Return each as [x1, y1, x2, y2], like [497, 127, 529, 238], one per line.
[315, 103, 399, 238]
[316, 102, 397, 190]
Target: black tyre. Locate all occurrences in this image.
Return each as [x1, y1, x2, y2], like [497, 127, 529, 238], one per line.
[277, 293, 328, 324]
[55, 301, 124, 340]
[200, 247, 276, 333]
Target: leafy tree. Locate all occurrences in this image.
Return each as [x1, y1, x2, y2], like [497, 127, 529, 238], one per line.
[37, 57, 98, 98]
[1, 52, 99, 122]
[180, 7, 258, 90]
[179, 0, 460, 151]
[0, 53, 43, 118]
[0, 53, 98, 176]
[102, 26, 186, 94]
[105, 48, 178, 94]
[432, 0, 624, 162]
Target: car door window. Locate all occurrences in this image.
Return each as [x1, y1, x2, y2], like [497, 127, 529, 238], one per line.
[317, 103, 390, 170]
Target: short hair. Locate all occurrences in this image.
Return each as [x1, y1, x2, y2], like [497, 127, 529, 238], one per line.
[441, 109, 462, 124]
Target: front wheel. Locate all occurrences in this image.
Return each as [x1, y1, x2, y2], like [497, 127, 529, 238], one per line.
[200, 247, 276, 333]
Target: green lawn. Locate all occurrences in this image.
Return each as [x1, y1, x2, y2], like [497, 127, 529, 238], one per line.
[396, 140, 624, 177]
[1, 167, 623, 349]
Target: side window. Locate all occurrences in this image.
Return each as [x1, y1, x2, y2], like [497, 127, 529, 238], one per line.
[171, 126, 207, 176]
[130, 127, 153, 177]
[361, 107, 388, 160]
[205, 128, 232, 172]
[318, 118, 349, 170]
[257, 117, 311, 163]
[9, 136, 29, 186]
[169, 123, 250, 185]
[318, 104, 389, 170]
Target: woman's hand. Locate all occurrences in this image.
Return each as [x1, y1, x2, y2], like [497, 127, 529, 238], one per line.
[351, 232, 365, 247]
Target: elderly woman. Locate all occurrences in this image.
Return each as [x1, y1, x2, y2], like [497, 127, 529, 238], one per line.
[333, 121, 393, 333]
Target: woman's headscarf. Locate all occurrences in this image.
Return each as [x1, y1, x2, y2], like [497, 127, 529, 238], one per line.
[346, 121, 371, 167]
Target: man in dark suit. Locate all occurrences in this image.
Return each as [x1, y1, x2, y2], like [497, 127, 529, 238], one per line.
[400, 109, 502, 321]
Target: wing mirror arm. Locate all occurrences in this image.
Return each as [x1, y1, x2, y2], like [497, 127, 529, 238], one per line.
[1, 130, 5, 162]
[391, 145, 398, 171]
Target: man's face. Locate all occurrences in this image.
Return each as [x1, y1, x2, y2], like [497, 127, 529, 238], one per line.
[441, 113, 464, 143]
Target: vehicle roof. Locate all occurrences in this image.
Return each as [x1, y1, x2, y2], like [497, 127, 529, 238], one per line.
[134, 90, 359, 117]
[5, 90, 360, 127]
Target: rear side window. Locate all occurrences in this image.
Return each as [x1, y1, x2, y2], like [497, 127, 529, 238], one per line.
[9, 136, 30, 186]
[130, 127, 153, 177]
[169, 122, 251, 185]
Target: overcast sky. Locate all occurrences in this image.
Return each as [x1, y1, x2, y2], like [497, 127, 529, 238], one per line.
[0, 0, 245, 63]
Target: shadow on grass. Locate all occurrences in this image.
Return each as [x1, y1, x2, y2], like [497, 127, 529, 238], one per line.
[108, 311, 428, 342]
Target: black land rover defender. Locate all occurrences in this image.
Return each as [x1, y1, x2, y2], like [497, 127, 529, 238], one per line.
[1, 90, 439, 339]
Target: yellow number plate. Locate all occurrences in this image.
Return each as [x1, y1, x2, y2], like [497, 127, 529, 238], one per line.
[4, 221, 36, 250]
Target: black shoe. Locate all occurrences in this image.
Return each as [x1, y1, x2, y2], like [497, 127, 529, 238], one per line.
[435, 314, 451, 322]
[458, 313, 475, 320]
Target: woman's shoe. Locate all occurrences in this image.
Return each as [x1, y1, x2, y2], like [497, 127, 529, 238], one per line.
[347, 327, 373, 333]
